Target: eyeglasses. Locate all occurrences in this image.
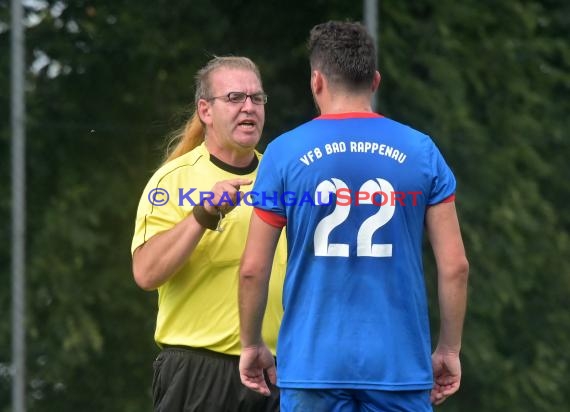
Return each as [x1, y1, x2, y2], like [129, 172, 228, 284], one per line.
[206, 91, 268, 105]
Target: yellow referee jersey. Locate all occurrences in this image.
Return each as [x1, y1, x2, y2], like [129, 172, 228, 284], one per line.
[132, 143, 286, 355]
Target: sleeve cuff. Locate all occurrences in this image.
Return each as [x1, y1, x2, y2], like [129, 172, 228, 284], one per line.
[254, 208, 287, 228]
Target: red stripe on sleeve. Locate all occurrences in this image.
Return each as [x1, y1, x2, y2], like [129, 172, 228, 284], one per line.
[440, 194, 456, 203]
[254, 208, 287, 228]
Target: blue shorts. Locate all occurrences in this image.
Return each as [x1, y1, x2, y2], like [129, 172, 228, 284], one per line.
[280, 388, 432, 412]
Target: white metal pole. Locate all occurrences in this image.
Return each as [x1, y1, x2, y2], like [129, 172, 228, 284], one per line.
[11, 0, 27, 410]
[364, 0, 379, 111]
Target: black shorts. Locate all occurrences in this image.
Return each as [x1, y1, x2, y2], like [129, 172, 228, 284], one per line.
[152, 346, 279, 412]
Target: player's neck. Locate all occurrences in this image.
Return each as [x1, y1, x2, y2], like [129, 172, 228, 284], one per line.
[318, 95, 374, 115]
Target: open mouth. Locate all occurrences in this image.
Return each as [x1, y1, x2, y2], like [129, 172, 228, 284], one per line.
[238, 120, 256, 130]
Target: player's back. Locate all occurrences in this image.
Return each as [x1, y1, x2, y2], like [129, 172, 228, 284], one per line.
[254, 113, 456, 389]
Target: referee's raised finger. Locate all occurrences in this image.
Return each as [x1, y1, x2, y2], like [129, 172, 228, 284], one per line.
[225, 178, 252, 189]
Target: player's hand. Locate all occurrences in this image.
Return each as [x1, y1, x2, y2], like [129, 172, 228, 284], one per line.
[430, 347, 462, 405]
[239, 344, 276, 396]
[205, 178, 252, 215]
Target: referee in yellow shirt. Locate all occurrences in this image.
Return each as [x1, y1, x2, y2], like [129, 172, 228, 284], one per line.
[131, 56, 285, 412]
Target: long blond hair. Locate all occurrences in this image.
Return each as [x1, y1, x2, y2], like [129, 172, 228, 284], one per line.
[163, 56, 262, 164]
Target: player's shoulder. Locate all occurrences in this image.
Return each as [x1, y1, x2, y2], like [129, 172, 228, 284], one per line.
[265, 118, 321, 150]
[380, 116, 431, 140]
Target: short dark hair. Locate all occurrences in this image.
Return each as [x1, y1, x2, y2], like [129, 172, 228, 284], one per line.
[308, 21, 377, 91]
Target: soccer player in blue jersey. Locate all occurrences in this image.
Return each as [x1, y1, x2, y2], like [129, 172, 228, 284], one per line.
[239, 21, 469, 411]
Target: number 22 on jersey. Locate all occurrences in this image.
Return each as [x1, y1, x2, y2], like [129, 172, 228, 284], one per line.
[313, 178, 396, 258]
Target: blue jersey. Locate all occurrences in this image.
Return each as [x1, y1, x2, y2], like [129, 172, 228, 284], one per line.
[253, 112, 456, 390]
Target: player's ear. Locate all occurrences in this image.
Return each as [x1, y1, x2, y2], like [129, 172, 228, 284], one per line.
[372, 71, 381, 93]
[311, 70, 324, 95]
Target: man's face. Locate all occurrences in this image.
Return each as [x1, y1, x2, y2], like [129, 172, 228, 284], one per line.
[200, 68, 265, 153]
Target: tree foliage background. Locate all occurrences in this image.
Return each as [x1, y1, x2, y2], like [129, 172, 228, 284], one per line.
[0, 0, 568, 411]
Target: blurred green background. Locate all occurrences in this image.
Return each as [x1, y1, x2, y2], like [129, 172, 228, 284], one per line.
[1, 0, 569, 410]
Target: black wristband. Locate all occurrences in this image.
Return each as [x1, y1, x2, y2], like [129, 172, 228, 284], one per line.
[193, 205, 222, 231]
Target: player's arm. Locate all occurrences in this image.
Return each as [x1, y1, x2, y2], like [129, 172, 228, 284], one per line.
[132, 178, 251, 291]
[239, 210, 282, 395]
[426, 200, 469, 404]
[427, 200, 468, 352]
[239, 210, 282, 347]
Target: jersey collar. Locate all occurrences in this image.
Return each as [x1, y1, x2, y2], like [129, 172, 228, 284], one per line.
[315, 112, 384, 120]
